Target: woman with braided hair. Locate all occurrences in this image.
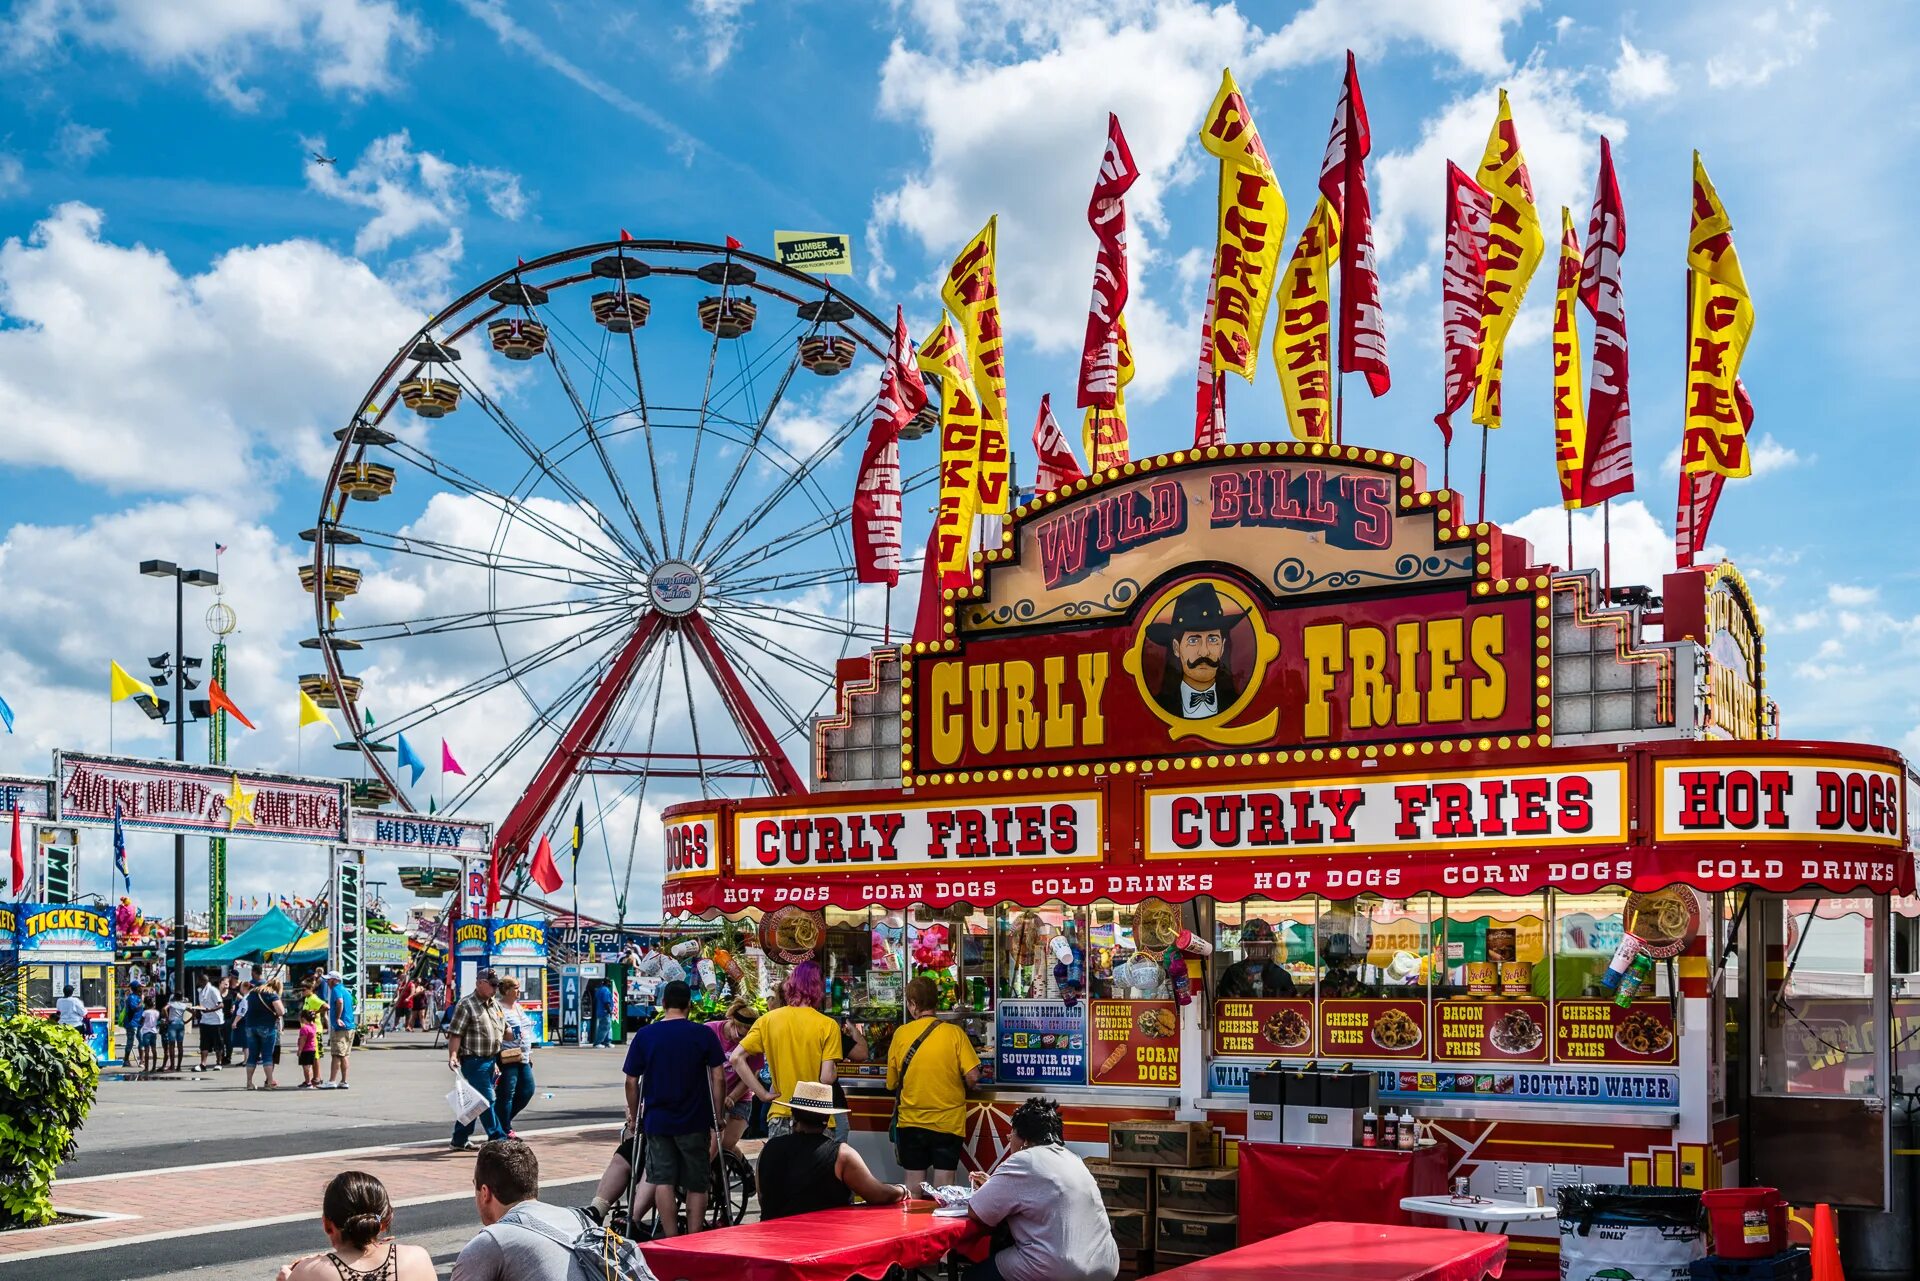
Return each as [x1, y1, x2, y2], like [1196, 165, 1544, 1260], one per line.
[275, 1171, 436, 1281]
[964, 1098, 1119, 1281]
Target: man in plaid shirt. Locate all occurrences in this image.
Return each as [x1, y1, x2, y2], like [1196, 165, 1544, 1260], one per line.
[447, 968, 509, 1150]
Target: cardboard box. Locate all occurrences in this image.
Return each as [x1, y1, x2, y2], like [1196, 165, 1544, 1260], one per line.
[1109, 1120, 1213, 1168]
[1086, 1159, 1155, 1212]
[1155, 1166, 1238, 1216]
[1155, 1210, 1238, 1257]
[1108, 1209, 1150, 1251]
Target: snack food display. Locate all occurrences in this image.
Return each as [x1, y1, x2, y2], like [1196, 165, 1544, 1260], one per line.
[1137, 1006, 1177, 1038]
[1262, 1007, 1311, 1048]
[1489, 1007, 1544, 1054]
[1616, 1009, 1675, 1056]
[1373, 1007, 1422, 1050]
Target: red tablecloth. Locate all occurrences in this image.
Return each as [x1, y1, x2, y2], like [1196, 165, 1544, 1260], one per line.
[1154, 1221, 1507, 1281]
[639, 1201, 990, 1281]
[1238, 1143, 1450, 1242]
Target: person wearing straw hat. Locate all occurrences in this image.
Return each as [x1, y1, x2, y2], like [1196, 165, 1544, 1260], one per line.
[756, 1080, 908, 1221]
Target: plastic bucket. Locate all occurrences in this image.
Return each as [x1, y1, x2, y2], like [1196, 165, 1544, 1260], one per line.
[1701, 1187, 1789, 1259]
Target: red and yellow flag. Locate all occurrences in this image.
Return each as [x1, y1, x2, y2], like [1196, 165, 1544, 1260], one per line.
[917, 322, 985, 589]
[1083, 318, 1133, 470]
[1682, 153, 1754, 478]
[1274, 198, 1339, 443]
[1551, 207, 1588, 508]
[1199, 69, 1286, 382]
[940, 218, 1010, 514]
[1472, 89, 1545, 429]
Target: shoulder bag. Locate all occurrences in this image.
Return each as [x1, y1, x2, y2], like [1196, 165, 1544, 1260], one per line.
[887, 1020, 942, 1144]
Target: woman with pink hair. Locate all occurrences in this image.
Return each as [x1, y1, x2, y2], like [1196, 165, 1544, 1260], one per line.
[732, 959, 864, 1138]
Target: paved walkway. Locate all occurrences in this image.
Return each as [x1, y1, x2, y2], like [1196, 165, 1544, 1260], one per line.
[0, 1122, 620, 1264]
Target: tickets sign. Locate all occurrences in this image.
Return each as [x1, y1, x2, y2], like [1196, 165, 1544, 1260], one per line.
[1554, 999, 1677, 1066]
[1146, 764, 1627, 858]
[1656, 759, 1904, 845]
[665, 812, 719, 881]
[1089, 999, 1181, 1088]
[1213, 997, 1315, 1058]
[1319, 997, 1428, 1060]
[1435, 999, 1551, 1063]
[733, 795, 1102, 875]
[55, 751, 347, 843]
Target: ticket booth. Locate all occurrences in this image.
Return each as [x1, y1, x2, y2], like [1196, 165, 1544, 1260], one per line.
[486, 918, 548, 1043]
[453, 918, 488, 996]
[14, 901, 116, 1064]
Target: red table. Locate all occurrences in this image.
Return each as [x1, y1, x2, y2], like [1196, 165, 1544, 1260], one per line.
[1238, 1143, 1450, 1242]
[638, 1201, 990, 1281]
[1153, 1221, 1507, 1281]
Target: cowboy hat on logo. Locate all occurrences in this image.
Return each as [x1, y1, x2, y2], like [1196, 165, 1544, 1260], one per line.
[1146, 581, 1247, 644]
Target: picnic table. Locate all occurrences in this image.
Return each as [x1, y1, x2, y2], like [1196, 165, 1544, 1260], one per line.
[1152, 1220, 1507, 1281]
[639, 1200, 990, 1281]
[1398, 1194, 1558, 1234]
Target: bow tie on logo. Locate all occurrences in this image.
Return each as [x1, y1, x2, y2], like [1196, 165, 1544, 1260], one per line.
[1189, 689, 1216, 713]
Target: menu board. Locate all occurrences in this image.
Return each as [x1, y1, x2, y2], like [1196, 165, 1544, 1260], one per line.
[1435, 999, 1551, 1063]
[1089, 999, 1181, 1088]
[1213, 998, 1316, 1058]
[1320, 998, 1427, 1060]
[1554, 999, 1678, 1066]
[997, 1000, 1088, 1086]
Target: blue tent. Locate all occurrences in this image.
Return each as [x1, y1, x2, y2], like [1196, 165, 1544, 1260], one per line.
[183, 905, 304, 964]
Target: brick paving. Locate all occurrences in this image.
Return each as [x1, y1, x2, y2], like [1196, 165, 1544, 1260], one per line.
[0, 1122, 621, 1262]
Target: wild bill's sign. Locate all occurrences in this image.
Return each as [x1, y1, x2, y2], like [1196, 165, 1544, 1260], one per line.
[54, 751, 348, 844]
[908, 451, 1545, 776]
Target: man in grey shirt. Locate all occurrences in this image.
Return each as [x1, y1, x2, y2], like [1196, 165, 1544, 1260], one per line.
[966, 1098, 1118, 1281]
[451, 1140, 591, 1281]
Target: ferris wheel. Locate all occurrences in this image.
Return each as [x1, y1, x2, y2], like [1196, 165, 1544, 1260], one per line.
[304, 238, 931, 898]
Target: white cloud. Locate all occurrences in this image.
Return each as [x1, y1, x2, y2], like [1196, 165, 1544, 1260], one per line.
[0, 202, 422, 494]
[1705, 3, 1829, 88]
[51, 121, 108, 165]
[1, 0, 427, 109]
[0, 152, 22, 196]
[1660, 432, 1806, 477]
[1827, 583, 1878, 607]
[1503, 498, 1689, 588]
[1608, 38, 1676, 104]
[685, 0, 751, 73]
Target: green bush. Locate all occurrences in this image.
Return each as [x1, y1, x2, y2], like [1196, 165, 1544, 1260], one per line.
[0, 1015, 99, 1229]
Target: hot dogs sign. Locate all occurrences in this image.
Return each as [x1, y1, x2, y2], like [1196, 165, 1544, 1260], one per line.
[903, 449, 1549, 779]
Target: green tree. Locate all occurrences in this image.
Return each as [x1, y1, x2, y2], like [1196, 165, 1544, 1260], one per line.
[0, 1015, 99, 1228]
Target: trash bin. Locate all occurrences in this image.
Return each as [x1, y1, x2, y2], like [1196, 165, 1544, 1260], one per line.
[1559, 1185, 1706, 1281]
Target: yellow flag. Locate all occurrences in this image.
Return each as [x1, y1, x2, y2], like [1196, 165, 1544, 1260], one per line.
[1471, 89, 1545, 429]
[1082, 318, 1134, 470]
[1682, 152, 1755, 479]
[109, 660, 155, 704]
[1274, 198, 1340, 443]
[917, 321, 985, 587]
[1198, 69, 1286, 381]
[939, 218, 1011, 515]
[297, 689, 336, 731]
[1552, 207, 1589, 508]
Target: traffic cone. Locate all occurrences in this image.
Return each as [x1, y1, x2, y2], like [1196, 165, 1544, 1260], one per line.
[1810, 1203, 1844, 1281]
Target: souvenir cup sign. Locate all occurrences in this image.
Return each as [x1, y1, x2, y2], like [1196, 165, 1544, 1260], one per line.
[55, 751, 347, 844]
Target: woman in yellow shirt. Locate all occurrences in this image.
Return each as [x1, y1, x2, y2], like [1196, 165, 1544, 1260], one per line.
[888, 977, 982, 1191]
[730, 962, 844, 1138]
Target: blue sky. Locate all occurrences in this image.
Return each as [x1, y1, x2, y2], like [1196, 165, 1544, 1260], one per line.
[0, 0, 1912, 925]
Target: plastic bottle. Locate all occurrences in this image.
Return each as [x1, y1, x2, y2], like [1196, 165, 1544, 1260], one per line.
[1613, 952, 1655, 1007]
[1361, 1106, 1379, 1148]
[1380, 1107, 1400, 1149]
[1397, 1111, 1417, 1150]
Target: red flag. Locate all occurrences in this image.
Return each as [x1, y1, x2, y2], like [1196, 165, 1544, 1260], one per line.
[1320, 51, 1389, 396]
[853, 307, 927, 587]
[1194, 269, 1227, 448]
[1031, 395, 1085, 494]
[205, 678, 256, 730]
[1077, 114, 1138, 413]
[619, 229, 633, 241]
[1578, 136, 1634, 503]
[725, 235, 743, 251]
[1435, 162, 1492, 446]
[528, 833, 563, 894]
[9, 804, 22, 896]
[1677, 379, 1747, 566]
[911, 522, 944, 646]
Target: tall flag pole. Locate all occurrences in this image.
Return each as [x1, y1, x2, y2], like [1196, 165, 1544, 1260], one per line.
[918, 321, 987, 591]
[1078, 113, 1139, 470]
[1579, 137, 1635, 515]
[1677, 151, 1755, 569]
[1198, 68, 1287, 438]
[1031, 395, 1085, 495]
[1275, 199, 1339, 443]
[1471, 89, 1546, 521]
[1436, 162, 1492, 487]
[940, 219, 1011, 531]
[854, 305, 928, 639]
[1320, 49, 1389, 442]
[570, 802, 584, 929]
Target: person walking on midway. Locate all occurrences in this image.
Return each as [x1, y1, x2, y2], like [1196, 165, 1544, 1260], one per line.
[297, 1007, 322, 1087]
[729, 961, 841, 1139]
[325, 970, 356, 1090]
[163, 986, 190, 1074]
[242, 976, 285, 1090]
[274, 1170, 436, 1281]
[889, 976, 982, 1191]
[137, 994, 160, 1074]
[120, 979, 143, 1066]
[589, 978, 615, 1048]
[494, 976, 538, 1138]
[758, 1080, 907, 1220]
[620, 979, 724, 1235]
[706, 999, 762, 1154]
[195, 971, 225, 1072]
[220, 974, 241, 1065]
[447, 969, 509, 1150]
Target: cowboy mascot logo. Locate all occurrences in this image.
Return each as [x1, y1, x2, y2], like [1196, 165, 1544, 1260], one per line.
[1126, 575, 1278, 745]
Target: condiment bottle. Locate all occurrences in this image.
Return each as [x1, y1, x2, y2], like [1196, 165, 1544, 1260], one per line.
[1397, 1112, 1417, 1150]
[1614, 953, 1655, 1007]
[1380, 1107, 1400, 1149]
[1361, 1106, 1379, 1148]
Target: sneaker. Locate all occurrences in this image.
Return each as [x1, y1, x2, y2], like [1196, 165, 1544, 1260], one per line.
[449, 1139, 475, 1152]
[210, 1065, 222, 1071]
[337, 1082, 350, 1089]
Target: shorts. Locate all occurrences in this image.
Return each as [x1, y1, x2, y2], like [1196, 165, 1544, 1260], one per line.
[162, 1024, 184, 1044]
[298, 1050, 318, 1066]
[200, 1024, 224, 1052]
[726, 1096, 753, 1122]
[643, 1131, 712, 1194]
[139, 1031, 157, 1048]
[895, 1125, 964, 1172]
[329, 1030, 353, 1057]
[244, 1026, 278, 1067]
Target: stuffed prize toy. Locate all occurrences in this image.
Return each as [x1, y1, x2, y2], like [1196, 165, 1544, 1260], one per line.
[1050, 935, 1085, 1007]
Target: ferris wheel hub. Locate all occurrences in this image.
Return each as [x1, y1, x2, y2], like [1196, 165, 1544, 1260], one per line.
[646, 560, 706, 617]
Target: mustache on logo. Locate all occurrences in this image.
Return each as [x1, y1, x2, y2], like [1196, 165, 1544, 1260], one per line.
[1183, 658, 1219, 671]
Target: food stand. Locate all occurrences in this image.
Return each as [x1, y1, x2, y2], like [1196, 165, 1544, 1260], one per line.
[661, 445, 1914, 1276]
[450, 917, 549, 1042]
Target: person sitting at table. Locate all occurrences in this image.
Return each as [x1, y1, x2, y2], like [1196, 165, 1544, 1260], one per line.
[757, 1079, 908, 1220]
[965, 1098, 1118, 1281]
[274, 1170, 437, 1281]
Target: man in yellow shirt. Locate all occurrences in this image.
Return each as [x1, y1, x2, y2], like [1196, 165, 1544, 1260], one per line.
[888, 977, 981, 1190]
[730, 961, 843, 1138]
